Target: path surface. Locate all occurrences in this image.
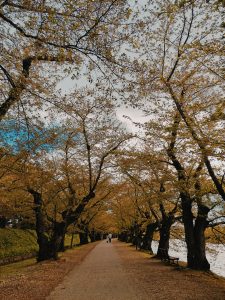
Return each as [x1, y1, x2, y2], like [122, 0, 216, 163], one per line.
[47, 240, 225, 300]
[47, 240, 143, 300]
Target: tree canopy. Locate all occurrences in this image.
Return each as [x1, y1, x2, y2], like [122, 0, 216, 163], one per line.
[0, 0, 224, 269]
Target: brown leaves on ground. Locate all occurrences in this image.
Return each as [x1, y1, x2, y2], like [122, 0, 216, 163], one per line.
[115, 242, 225, 300]
[0, 243, 98, 300]
[1, 241, 225, 300]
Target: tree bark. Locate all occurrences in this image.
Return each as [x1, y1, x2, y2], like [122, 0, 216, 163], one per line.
[51, 222, 67, 256]
[156, 205, 174, 258]
[167, 112, 211, 270]
[193, 204, 210, 270]
[0, 216, 7, 228]
[70, 232, 75, 248]
[95, 232, 102, 241]
[142, 222, 158, 254]
[28, 188, 96, 261]
[29, 189, 68, 260]
[89, 231, 95, 243]
[118, 231, 129, 242]
[79, 229, 89, 245]
[180, 192, 196, 268]
[29, 189, 54, 261]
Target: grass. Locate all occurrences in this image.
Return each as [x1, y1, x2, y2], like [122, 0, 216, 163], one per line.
[0, 228, 38, 259]
[0, 257, 37, 278]
[0, 232, 80, 279]
[0, 228, 80, 260]
[64, 233, 80, 248]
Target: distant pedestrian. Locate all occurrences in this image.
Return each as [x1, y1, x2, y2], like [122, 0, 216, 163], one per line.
[107, 233, 112, 243]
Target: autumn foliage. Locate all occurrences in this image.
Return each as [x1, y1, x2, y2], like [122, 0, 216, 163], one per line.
[0, 0, 224, 270]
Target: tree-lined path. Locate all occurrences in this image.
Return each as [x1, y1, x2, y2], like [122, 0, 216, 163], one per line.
[47, 240, 225, 300]
[47, 240, 141, 300]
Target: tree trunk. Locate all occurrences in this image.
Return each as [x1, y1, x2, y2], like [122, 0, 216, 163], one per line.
[70, 232, 75, 248]
[95, 232, 102, 241]
[29, 189, 54, 261]
[156, 214, 174, 258]
[51, 222, 67, 256]
[180, 192, 196, 268]
[179, 194, 210, 270]
[0, 216, 7, 228]
[118, 231, 128, 242]
[38, 222, 66, 261]
[167, 113, 210, 270]
[142, 222, 158, 254]
[29, 189, 96, 262]
[193, 205, 210, 270]
[58, 232, 66, 252]
[29, 189, 68, 261]
[79, 229, 89, 245]
[89, 230, 96, 242]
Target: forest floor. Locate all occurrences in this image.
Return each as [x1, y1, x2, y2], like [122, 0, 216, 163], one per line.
[1, 240, 225, 300]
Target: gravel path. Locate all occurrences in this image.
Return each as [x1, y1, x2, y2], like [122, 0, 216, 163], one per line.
[47, 240, 144, 300]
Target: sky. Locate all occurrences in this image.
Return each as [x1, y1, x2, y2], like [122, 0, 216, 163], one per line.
[57, 74, 150, 133]
[116, 106, 150, 133]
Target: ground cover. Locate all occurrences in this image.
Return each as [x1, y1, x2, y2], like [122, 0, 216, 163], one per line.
[0, 229, 37, 260]
[0, 228, 79, 262]
[117, 242, 225, 300]
[151, 240, 225, 278]
[0, 242, 98, 300]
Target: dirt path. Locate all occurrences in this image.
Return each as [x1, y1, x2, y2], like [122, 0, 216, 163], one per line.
[1, 240, 225, 300]
[47, 240, 141, 300]
[47, 240, 225, 300]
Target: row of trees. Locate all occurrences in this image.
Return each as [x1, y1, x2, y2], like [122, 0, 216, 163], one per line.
[0, 0, 224, 270]
[0, 0, 134, 260]
[112, 112, 225, 270]
[0, 91, 131, 260]
[111, 0, 224, 271]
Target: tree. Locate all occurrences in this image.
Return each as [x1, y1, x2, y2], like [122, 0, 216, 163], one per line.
[138, 0, 225, 200]
[14, 91, 132, 261]
[148, 109, 224, 270]
[0, 0, 132, 121]
[115, 148, 181, 255]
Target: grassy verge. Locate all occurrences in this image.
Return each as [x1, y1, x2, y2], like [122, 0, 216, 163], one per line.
[64, 233, 80, 248]
[0, 228, 38, 259]
[0, 228, 80, 260]
[0, 257, 37, 278]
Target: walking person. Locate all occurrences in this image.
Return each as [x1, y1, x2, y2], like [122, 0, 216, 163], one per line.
[108, 233, 112, 243]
